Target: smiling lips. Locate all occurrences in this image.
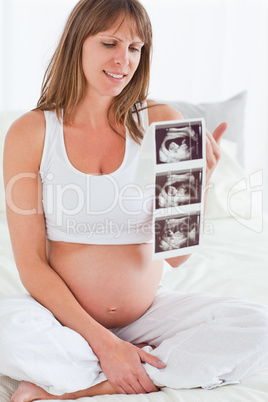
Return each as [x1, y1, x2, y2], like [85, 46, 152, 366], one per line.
[104, 70, 126, 79]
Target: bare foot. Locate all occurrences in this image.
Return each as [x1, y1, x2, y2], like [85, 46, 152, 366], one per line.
[11, 381, 53, 402]
[11, 380, 116, 401]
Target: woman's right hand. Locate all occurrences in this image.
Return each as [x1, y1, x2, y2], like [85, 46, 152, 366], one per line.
[97, 337, 166, 394]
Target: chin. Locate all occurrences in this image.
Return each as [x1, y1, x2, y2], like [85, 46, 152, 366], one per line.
[99, 87, 125, 98]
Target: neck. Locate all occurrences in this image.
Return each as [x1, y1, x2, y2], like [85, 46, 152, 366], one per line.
[66, 94, 116, 130]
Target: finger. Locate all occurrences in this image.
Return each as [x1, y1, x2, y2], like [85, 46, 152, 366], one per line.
[137, 364, 160, 393]
[121, 382, 137, 395]
[206, 128, 219, 151]
[120, 373, 148, 394]
[132, 379, 148, 394]
[138, 373, 159, 393]
[206, 131, 221, 163]
[212, 122, 228, 145]
[113, 384, 127, 395]
[137, 348, 166, 369]
[206, 134, 217, 169]
[122, 378, 156, 395]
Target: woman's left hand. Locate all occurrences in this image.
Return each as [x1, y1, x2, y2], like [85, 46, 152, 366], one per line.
[206, 122, 228, 184]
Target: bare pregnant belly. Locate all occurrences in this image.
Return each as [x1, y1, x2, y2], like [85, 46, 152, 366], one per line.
[47, 242, 163, 328]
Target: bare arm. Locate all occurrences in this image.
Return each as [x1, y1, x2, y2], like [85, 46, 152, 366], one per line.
[3, 110, 164, 394]
[4, 110, 110, 343]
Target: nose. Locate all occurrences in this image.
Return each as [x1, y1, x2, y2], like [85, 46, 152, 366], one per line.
[114, 46, 129, 67]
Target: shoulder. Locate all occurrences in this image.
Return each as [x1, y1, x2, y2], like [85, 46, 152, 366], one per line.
[6, 109, 45, 140]
[147, 99, 184, 125]
[4, 110, 46, 173]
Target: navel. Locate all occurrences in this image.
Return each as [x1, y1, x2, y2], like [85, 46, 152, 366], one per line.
[108, 307, 117, 313]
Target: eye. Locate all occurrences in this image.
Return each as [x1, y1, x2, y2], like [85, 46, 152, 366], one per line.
[129, 46, 140, 53]
[102, 43, 115, 48]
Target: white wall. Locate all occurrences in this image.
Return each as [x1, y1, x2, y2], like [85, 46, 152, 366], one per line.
[1, 0, 268, 212]
[144, 0, 268, 214]
[0, 0, 77, 110]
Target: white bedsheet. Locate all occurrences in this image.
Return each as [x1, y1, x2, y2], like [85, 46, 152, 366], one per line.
[1, 133, 268, 401]
[1, 214, 268, 401]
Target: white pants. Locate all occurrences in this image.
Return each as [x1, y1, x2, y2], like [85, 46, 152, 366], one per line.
[0, 286, 268, 396]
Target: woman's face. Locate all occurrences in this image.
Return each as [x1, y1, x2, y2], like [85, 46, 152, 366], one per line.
[82, 16, 144, 100]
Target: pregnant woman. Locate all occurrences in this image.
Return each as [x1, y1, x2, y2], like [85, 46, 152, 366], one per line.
[1, 0, 268, 401]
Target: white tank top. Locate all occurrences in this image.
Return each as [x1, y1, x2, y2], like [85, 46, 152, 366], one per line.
[39, 107, 153, 245]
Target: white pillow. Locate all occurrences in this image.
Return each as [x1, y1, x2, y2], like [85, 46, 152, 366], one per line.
[206, 138, 260, 221]
[163, 91, 247, 166]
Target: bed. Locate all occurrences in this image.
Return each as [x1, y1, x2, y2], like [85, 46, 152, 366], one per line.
[1, 94, 268, 401]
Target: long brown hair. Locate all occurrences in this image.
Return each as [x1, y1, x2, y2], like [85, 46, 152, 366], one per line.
[36, 0, 153, 142]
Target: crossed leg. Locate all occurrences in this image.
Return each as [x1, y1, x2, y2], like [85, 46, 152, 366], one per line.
[3, 288, 268, 399]
[11, 343, 156, 401]
[11, 380, 116, 402]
